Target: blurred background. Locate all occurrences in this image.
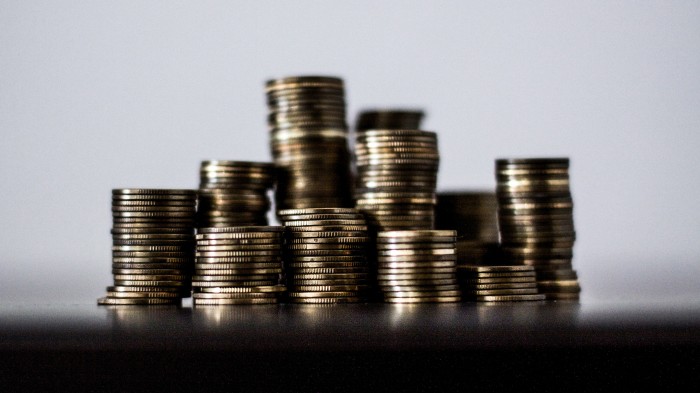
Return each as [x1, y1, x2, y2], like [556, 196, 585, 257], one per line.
[1, 0, 699, 303]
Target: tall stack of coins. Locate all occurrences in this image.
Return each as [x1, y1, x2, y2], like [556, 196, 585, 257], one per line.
[354, 130, 439, 231]
[458, 265, 545, 302]
[266, 76, 354, 214]
[495, 158, 580, 300]
[355, 109, 424, 131]
[98, 189, 197, 306]
[278, 208, 371, 304]
[376, 230, 460, 303]
[192, 226, 285, 305]
[197, 161, 275, 228]
[435, 191, 500, 265]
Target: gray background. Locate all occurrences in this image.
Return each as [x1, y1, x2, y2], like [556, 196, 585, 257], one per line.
[1, 0, 699, 303]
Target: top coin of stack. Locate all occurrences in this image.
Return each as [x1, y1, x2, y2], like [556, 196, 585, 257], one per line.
[354, 129, 440, 231]
[435, 191, 500, 265]
[278, 208, 372, 304]
[355, 109, 425, 131]
[375, 230, 460, 303]
[197, 160, 275, 228]
[98, 188, 197, 306]
[266, 76, 354, 214]
[495, 158, 580, 300]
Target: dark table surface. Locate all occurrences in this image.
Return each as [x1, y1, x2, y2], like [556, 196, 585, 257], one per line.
[2, 297, 699, 391]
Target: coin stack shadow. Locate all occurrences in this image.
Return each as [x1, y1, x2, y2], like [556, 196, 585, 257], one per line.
[435, 191, 500, 265]
[266, 76, 354, 216]
[278, 208, 371, 304]
[98, 189, 197, 306]
[458, 265, 545, 302]
[495, 158, 581, 300]
[376, 230, 461, 303]
[197, 160, 275, 228]
[192, 226, 286, 305]
[355, 109, 425, 131]
[354, 129, 440, 231]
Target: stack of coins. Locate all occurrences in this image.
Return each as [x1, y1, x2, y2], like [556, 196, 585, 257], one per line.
[266, 76, 354, 214]
[278, 208, 371, 304]
[376, 230, 461, 303]
[98, 189, 197, 306]
[495, 158, 580, 300]
[435, 191, 500, 265]
[354, 130, 439, 231]
[355, 109, 425, 131]
[192, 226, 285, 305]
[458, 265, 545, 302]
[197, 160, 275, 228]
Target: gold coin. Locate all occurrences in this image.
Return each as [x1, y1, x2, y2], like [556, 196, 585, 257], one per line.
[193, 298, 277, 305]
[97, 297, 181, 305]
[475, 294, 546, 302]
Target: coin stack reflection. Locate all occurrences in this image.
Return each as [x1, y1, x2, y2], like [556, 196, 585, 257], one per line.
[354, 130, 439, 231]
[435, 191, 500, 265]
[266, 76, 354, 215]
[355, 109, 424, 131]
[495, 158, 581, 300]
[278, 208, 371, 304]
[193, 226, 286, 305]
[197, 160, 275, 228]
[458, 265, 545, 302]
[98, 189, 197, 306]
[376, 230, 461, 303]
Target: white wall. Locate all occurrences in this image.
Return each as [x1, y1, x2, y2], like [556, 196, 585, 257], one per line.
[1, 0, 699, 302]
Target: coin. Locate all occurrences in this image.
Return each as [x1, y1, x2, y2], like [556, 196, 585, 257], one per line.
[198, 285, 286, 293]
[384, 296, 460, 304]
[475, 294, 547, 302]
[193, 298, 277, 305]
[97, 297, 181, 305]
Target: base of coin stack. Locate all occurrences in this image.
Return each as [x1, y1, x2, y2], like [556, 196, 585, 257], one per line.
[98, 188, 198, 306]
[376, 230, 461, 303]
[495, 158, 581, 301]
[278, 208, 372, 304]
[192, 226, 286, 306]
[457, 265, 546, 302]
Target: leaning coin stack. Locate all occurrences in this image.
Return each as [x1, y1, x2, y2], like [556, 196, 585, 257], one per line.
[197, 160, 275, 228]
[354, 130, 440, 231]
[266, 76, 354, 214]
[355, 109, 425, 131]
[496, 158, 581, 300]
[98, 189, 197, 306]
[278, 208, 371, 304]
[376, 230, 461, 303]
[457, 265, 545, 302]
[192, 226, 286, 305]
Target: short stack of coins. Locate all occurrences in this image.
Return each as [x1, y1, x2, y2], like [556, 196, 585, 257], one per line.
[435, 191, 500, 265]
[278, 208, 371, 304]
[354, 129, 439, 231]
[376, 230, 461, 303]
[355, 109, 424, 131]
[192, 226, 286, 305]
[495, 158, 581, 300]
[266, 76, 354, 214]
[458, 265, 545, 302]
[197, 160, 275, 228]
[98, 188, 197, 306]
